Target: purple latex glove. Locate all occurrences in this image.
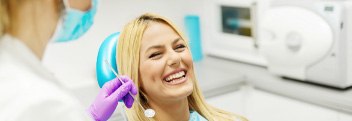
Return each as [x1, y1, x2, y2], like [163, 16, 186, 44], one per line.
[88, 76, 138, 121]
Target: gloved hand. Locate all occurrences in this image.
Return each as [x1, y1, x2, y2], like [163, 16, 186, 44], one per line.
[88, 76, 138, 121]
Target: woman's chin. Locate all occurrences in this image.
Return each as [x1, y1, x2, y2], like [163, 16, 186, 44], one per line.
[160, 74, 194, 100]
[164, 82, 193, 100]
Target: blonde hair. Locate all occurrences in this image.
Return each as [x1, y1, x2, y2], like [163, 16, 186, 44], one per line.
[0, 0, 64, 37]
[0, 0, 10, 36]
[117, 13, 247, 121]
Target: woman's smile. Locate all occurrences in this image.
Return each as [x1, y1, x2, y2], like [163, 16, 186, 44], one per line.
[162, 69, 188, 85]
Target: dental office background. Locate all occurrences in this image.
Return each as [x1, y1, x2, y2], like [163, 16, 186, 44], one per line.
[43, 0, 352, 121]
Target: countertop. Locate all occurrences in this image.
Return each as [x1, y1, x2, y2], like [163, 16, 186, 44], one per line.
[201, 55, 352, 114]
[194, 57, 245, 98]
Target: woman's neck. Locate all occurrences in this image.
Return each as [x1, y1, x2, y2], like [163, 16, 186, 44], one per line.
[7, 0, 60, 59]
[149, 98, 190, 121]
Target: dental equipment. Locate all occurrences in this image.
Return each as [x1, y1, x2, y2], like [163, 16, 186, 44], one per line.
[104, 60, 156, 118]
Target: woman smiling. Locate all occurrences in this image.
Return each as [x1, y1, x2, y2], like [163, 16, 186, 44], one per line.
[117, 13, 247, 121]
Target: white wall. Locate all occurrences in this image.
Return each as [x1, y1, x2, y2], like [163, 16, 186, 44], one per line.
[43, 0, 206, 89]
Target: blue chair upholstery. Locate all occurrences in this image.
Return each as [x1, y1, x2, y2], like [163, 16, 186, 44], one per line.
[96, 32, 120, 88]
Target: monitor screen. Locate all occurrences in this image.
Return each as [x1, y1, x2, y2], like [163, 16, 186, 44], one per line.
[221, 5, 252, 37]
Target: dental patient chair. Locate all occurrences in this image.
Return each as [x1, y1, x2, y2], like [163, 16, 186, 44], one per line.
[96, 32, 120, 88]
[95, 32, 130, 121]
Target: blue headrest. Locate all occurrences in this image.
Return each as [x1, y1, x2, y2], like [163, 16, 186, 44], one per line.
[96, 32, 120, 88]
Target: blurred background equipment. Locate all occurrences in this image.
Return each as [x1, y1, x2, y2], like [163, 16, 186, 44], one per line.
[185, 15, 204, 62]
[258, 0, 352, 89]
[204, 0, 267, 66]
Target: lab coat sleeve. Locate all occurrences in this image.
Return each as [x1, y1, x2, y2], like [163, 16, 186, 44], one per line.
[0, 77, 93, 121]
[15, 98, 91, 121]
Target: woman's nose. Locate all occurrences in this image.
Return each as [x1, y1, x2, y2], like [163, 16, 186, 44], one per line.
[166, 50, 181, 67]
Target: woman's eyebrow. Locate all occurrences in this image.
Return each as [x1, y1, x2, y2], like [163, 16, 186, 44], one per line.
[145, 37, 182, 53]
[172, 37, 181, 45]
[146, 45, 162, 53]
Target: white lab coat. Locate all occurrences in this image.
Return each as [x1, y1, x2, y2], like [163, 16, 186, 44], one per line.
[0, 35, 90, 121]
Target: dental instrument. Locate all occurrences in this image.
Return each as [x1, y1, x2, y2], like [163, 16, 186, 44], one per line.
[104, 60, 156, 118]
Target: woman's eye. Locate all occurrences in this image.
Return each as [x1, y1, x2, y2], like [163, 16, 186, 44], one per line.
[149, 52, 161, 59]
[175, 44, 186, 51]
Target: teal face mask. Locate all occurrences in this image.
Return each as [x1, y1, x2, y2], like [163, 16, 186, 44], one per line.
[53, 0, 98, 42]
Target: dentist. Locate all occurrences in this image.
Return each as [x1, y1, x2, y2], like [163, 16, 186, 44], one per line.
[0, 0, 137, 121]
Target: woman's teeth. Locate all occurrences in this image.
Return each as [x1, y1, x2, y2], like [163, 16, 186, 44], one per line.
[168, 77, 186, 84]
[165, 71, 185, 82]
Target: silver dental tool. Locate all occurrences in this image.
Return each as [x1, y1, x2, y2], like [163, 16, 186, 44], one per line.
[104, 60, 155, 118]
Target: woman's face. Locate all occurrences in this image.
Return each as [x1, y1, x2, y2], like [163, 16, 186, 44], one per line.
[139, 22, 194, 103]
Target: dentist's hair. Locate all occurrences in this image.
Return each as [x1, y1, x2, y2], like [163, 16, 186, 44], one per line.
[0, 0, 10, 36]
[0, 0, 64, 36]
[117, 13, 247, 121]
